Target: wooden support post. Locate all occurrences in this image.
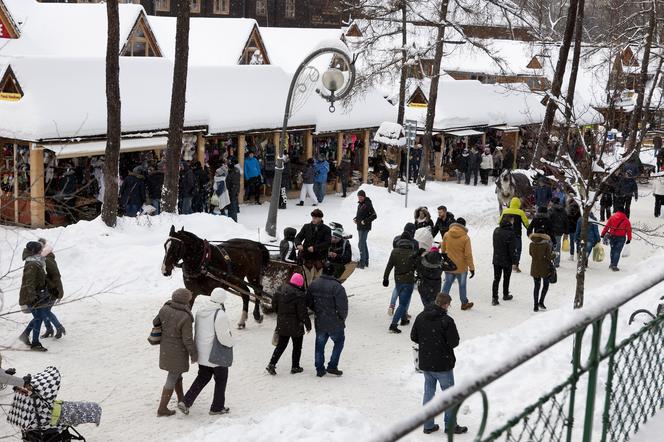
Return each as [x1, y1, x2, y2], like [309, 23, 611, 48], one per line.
[336, 132, 344, 192]
[29, 143, 45, 228]
[238, 134, 246, 203]
[305, 130, 313, 160]
[362, 129, 370, 184]
[13, 143, 19, 224]
[196, 132, 205, 164]
[481, 132, 486, 147]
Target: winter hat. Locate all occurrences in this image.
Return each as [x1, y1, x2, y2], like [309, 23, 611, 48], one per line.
[311, 209, 324, 218]
[401, 231, 413, 240]
[171, 288, 192, 304]
[357, 190, 366, 197]
[210, 288, 227, 304]
[25, 241, 43, 255]
[403, 222, 416, 235]
[332, 227, 344, 238]
[456, 217, 466, 226]
[429, 246, 439, 252]
[132, 166, 144, 175]
[290, 273, 305, 288]
[283, 227, 297, 240]
[537, 206, 548, 214]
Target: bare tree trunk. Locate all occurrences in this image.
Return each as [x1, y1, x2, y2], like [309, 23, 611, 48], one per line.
[558, 0, 586, 160]
[396, 2, 407, 125]
[532, 0, 579, 166]
[162, 0, 191, 213]
[574, 206, 590, 308]
[417, 0, 449, 191]
[102, 0, 121, 228]
[625, 4, 656, 155]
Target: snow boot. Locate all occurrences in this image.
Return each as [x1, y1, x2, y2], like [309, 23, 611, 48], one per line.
[30, 342, 47, 352]
[266, 364, 277, 376]
[400, 318, 410, 326]
[19, 331, 31, 346]
[209, 407, 230, 415]
[157, 388, 176, 417]
[502, 294, 513, 301]
[41, 329, 54, 339]
[326, 368, 343, 376]
[389, 324, 401, 334]
[492, 298, 499, 306]
[460, 302, 474, 310]
[290, 366, 304, 374]
[445, 425, 468, 435]
[177, 401, 189, 415]
[538, 302, 547, 310]
[423, 424, 440, 434]
[297, 201, 304, 206]
[54, 327, 66, 339]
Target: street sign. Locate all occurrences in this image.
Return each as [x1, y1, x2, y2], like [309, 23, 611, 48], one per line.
[403, 120, 418, 208]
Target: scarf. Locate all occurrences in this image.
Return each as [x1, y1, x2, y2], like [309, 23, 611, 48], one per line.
[25, 254, 46, 271]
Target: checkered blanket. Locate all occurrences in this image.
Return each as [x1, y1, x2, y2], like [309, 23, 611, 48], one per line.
[6, 366, 62, 431]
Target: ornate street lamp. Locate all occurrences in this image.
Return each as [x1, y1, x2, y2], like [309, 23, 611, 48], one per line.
[264, 45, 357, 239]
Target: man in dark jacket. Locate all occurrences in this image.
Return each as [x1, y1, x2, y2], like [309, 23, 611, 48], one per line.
[328, 227, 352, 279]
[411, 293, 468, 435]
[492, 219, 516, 305]
[295, 209, 332, 283]
[534, 177, 552, 209]
[266, 273, 311, 375]
[527, 206, 554, 239]
[503, 148, 514, 171]
[466, 147, 480, 186]
[308, 263, 348, 377]
[416, 248, 444, 307]
[226, 162, 241, 222]
[548, 197, 568, 267]
[120, 166, 147, 217]
[179, 163, 196, 215]
[353, 190, 377, 269]
[615, 170, 638, 218]
[383, 231, 418, 334]
[338, 157, 351, 197]
[432, 206, 455, 240]
[146, 165, 164, 214]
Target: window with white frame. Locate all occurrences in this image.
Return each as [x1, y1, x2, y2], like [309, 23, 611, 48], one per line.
[256, 0, 266, 16]
[155, 0, 170, 12]
[213, 0, 230, 14]
[285, 0, 295, 18]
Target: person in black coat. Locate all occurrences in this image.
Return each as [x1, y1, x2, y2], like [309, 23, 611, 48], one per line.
[503, 149, 514, 171]
[119, 166, 147, 217]
[615, 171, 638, 218]
[465, 147, 481, 186]
[411, 293, 467, 435]
[146, 166, 164, 214]
[279, 227, 297, 263]
[295, 209, 332, 283]
[354, 190, 377, 269]
[393, 223, 420, 251]
[328, 228, 352, 279]
[308, 263, 348, 377]
[548, 197, 568, 267]
[492, 218, 516, 305]
[432, 206, 455, 240]
[416, 249, 444, 307]
[226, 163, 241, 222]
[527, 206, 554, 239]
[266, 274, 312, 375]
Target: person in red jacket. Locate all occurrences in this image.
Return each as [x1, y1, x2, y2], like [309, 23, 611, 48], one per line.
[600, 207, 632, 271]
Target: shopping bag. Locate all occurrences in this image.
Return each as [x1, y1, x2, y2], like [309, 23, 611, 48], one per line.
[621, 243, 631, 258]
[561, 237, 570, 252]
[592, 243, 605, 263]
[412, 345, 421, 373]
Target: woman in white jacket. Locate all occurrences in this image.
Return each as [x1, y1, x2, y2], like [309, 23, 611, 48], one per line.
[479, 147, 494, 185]
[178, 288, 234, 415]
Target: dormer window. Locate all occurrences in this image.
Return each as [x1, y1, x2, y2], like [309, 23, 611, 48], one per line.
[0, 66, 23, 101]
[121, 13, 162, 57]
[239, 26, 270, 65]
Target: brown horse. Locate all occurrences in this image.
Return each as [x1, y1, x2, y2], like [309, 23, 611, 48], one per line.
[161, 226, 270, 329]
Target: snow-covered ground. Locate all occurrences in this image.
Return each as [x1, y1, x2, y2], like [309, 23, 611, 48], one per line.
[1, 181, 662, 441]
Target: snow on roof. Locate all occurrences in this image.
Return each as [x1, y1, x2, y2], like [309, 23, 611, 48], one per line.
[409, 0, 535, 30]
[374, 122, 406, 147]
[261, 27, 344, 73]
[0, 0, 146, 57]
[441, 39, 544, 76]
[148, 15, 260, 66]
[0, 56, 207, 142]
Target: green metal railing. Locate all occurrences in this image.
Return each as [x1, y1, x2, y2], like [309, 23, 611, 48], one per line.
[369, 277, 664, 442]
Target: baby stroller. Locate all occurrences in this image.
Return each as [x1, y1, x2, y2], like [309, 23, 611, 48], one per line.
[7, 367, 102, 442]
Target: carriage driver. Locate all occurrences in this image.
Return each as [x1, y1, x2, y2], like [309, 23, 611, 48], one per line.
[295, 209, 332, 284]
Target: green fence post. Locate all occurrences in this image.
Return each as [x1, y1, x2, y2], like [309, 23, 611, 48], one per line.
[600, 310, 619, 442]
[582, 319, 603, 441]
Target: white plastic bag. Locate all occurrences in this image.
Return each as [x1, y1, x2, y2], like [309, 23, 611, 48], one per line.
[413, 345, 422, 373]
[621, 243, 631, 258]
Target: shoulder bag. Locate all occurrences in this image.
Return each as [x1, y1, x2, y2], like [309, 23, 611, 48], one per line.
[209, 310, 234, 367]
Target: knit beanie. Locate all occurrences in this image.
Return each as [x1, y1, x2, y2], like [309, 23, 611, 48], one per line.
[289, 273, 305, 288]
[25, 241, 43, 255]
[171, 288, 192, 304]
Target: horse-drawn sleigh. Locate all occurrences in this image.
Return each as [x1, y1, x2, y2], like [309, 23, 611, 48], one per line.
[161, 226, 356, 329]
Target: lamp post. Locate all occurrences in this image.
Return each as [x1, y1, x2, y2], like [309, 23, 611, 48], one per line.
[264, 46, 356, 239]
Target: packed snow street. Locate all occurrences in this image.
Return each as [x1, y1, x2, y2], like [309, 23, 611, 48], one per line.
[1, 0, 664, 441]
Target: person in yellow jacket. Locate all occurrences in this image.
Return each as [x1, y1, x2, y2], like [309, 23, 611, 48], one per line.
[441, 218, 475, 310]
[498, 197, 530, 272]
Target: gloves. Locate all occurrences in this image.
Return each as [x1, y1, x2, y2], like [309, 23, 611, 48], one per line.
[469, 270, 475, 279]
[382, 279, 389, 287]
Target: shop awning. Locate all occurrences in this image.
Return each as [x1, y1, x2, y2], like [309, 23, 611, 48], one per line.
[47, 137, 168, 159]
[444, 129, 485, 137]
[491, 125, 520, 132]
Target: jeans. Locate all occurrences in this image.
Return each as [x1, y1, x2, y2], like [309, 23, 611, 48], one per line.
[315, 329, 345, 374]
[42, 307, 63, 333]
[150, 198, 161, 215]
[357, 230, 369, 267]
[422, 370, 455, 430]
[313, 181, 325, 203]
[492, 265, 512, 300]
[125, 203, 141, 217]
[514, 235, 522, 265]
[553, 235, 562, 267]
[391, 283, 414, 326]
[609, 236, 626, 267]
[568, 232, 577, 256]
[183, 365, 228, 412]
[24, 307, 49, 345]
[442, 272, 468, 304]
[181, 197, 193, 215]
[270, 335, 303, 368]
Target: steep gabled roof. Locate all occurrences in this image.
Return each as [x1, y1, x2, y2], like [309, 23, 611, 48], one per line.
[0, 0, 19, 39]
[120, 10, 162, 57]
[0, 64, 22, 101]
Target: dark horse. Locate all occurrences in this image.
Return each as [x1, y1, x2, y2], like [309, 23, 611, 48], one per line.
[161, 226, 270, 329]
